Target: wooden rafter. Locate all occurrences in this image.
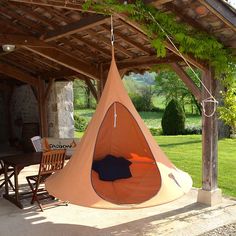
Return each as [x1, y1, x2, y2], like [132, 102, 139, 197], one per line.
[38, 78, 48, 137]
[198, 0, 236, 32]
[72, 35, 112, 58]
[73, 73, 98, 101]
[8, 2, 58, 29]
[116, 55, 181, 70]
[171, 62, 201, 102]
[0, 34, 99, 79]
[0, 62, 38, 87]
[42, 68, 77, 79]
[43, 15, 109, 41]
[0, 34, 52, 47]
[117, 14, 208, 71]
[0, 3, 45, 34]
[24, 46, 99, 80]
[85, 79, 98, 102]
[44, 78, 55, 103]
[82, 29, 133, 58]
[165, 3, 208, 32]
[101, 25, 152, 55]
[8, 0, 94, 12]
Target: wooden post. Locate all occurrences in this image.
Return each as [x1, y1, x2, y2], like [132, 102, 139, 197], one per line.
[38, 78, 48, 137]
[197, 68, 222, 206]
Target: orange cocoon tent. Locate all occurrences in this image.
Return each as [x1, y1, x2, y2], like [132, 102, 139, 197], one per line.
[45, 50, 192, 209]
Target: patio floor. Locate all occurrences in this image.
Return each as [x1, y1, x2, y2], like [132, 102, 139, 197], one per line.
[0, 165, 236, 236]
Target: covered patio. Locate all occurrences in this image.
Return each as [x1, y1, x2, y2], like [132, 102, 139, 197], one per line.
[0, 0, 235, 211]
[0, 164, 236, 236]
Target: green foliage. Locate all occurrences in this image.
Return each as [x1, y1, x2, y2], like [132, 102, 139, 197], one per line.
[218, 86, 236, 136]
[149, 127, 162, 136]
[123, 73, 155, 111]
[184, 125, 202, 135]
[155, 135, 236, 197]
[161, 99, 185, 135]
[151, 38, 166, 57]
[74, 114, 88, 132]
[83, 0, 236, 131]
[130, 92, 153, 111]
[155, 69, 201, 114]
[73, 79, 97, 109]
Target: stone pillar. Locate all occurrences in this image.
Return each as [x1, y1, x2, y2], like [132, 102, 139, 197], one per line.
[48, 81, 74, 138]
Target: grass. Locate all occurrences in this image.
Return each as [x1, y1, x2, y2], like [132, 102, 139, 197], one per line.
[75, 108, 201, 128]
[75, 131, 236, 198]
[155, 135, 236, 197]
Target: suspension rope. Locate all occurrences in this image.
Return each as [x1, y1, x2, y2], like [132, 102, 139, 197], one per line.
[148, 12, 218, 117]
[111, 15, 115, 46]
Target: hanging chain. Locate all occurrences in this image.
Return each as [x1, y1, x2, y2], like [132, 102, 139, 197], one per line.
[148, 12, 218, 117]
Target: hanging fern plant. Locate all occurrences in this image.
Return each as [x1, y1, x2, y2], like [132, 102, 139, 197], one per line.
[83, 0, 236, 132]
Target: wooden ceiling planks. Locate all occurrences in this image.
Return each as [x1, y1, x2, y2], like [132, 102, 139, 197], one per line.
[0, 0, 234, 85]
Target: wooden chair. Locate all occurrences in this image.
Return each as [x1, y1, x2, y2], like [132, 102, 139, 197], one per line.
[0, 160, 15, 190]
[31, 136, 42, 152]
[26, 149, 66, 211]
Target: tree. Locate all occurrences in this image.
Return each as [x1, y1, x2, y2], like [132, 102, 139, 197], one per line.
[218, 87, 236, 137]
[73, 79, 97, 109]
[123, 72, 156, 111]
[161, 99, 186, 135]
[155, 69, 201, 114]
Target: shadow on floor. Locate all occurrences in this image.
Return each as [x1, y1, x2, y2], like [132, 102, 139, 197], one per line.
[0, 201, 209, 236]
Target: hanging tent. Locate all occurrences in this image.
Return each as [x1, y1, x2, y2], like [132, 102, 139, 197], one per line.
[45, 49, 192, 209]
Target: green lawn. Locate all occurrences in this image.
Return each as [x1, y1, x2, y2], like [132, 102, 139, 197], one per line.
[75, 132, 236, 198]
[75, 109, 201, 128]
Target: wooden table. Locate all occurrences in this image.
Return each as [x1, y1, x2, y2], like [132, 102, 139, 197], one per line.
[0, 152, 42, 209]
[0, 152, 70, 209]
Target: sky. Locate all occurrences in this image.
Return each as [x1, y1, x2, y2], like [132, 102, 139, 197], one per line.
[228, 0, 236, 8]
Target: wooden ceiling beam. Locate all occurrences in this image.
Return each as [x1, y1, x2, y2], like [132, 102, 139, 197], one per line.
[8, 0, 97, 13]
[72, 35, 112, 58]
[82, 29, 133, 58]
[0, 4, 45, 34]
[101, 25, 152, 55]
[23, 46, 99, 80]
[116, 54, 181, 69]
[85, 78, 98, 102]
[9, 2, 58, 29]
[42, 68, 77, 79]
[0, 10, 35, 35]
[0, 62, 38, 87]
[0, 34, 52, 47]
[54, 37, 92, 59]
[171, 62, 201, 102]
[0, 34, 99, 79]
[0, 57, 36, 74]
[43, 15, 109, 42]
[165, 3, 208, 33]
[198, 0, 236, 32]
[117, 14, 208, 71]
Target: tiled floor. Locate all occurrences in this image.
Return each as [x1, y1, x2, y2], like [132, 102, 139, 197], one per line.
[0, 165, 236, 236]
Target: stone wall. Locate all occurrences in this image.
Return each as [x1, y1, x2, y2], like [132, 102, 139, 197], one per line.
[10, 85, 39, 140]
[47, 81, 74, 138]
[0, 92, 9, 142]
[8, 82, 74, 141]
